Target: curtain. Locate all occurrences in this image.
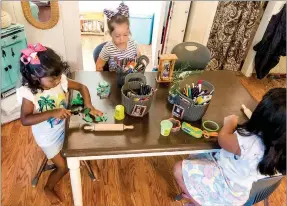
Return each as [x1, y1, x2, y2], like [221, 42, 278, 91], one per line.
[206, 1, 262, 71]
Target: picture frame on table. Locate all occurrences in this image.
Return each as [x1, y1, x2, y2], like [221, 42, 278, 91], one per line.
[172, 104, 185, 119]
[131, 105, 147, 117]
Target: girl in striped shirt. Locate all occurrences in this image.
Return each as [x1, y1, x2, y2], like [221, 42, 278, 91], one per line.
[96, 3, 141, 71]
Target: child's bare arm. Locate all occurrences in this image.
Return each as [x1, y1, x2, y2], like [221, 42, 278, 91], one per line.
[68, 79, 103, 116]
[21, 98, 71, 126]
[96, 58, 106, 71]
[218, 115, 241, 156]
[137, 47, 141, 57]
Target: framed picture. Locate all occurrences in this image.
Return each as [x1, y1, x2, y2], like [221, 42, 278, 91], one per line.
[131, 105, 147, 117]
[172, 104, 185, 119]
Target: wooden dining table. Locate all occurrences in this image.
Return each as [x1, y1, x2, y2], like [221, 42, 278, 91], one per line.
[63, 71, 257, 206]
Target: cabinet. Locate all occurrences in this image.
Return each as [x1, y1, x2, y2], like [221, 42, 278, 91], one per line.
[1, 24, 27, 94]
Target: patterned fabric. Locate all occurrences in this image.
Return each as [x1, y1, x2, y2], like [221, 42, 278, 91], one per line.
[206, 2, 262, 71]
[16, 74, 68, 149]
[104, 3, 129, 20]
[99, 39, 138, 71]
[20, 43, 47, 65]
[182, 153, 251, 206]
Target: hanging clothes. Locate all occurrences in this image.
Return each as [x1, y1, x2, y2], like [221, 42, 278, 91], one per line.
[206, 2, 262, 71]
[253, 4, 286, 79]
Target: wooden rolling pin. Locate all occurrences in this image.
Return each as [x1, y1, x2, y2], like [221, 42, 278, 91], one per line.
[241, 104, 252, 119]
[84, 124, 134, 131]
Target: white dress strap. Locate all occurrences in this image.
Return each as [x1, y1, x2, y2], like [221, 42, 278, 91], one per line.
[61, 74, 68, 93]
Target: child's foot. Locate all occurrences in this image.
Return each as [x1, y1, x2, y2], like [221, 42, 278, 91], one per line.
[44, 186, 62, 205]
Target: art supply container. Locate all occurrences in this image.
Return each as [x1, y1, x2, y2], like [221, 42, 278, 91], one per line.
[121, 73, 155, 117]
[160, 120, 173, 136]
[114, 105, 125, 121]
[116, 55, 149, 87]
[176, 80, 215, 121]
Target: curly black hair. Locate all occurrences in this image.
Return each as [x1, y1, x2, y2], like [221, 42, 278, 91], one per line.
[237, 88, 286, 176]
[20, 47, 70, 94]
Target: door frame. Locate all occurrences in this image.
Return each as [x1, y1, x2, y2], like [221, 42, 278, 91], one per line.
[162, 1, 191, 54]
[151, 1, 168, 67]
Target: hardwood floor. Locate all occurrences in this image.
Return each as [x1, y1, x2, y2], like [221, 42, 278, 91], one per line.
[1, 74, 286, 206]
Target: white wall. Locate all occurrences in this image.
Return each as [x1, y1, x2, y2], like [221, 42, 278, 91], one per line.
[79, 1, 121, 13]
[151, 1, 166, 67]
[2, 1, 83, 71]
[241, 1, 286, 77]
[79, 1, 160, 15]
[184, 1, 218, 46]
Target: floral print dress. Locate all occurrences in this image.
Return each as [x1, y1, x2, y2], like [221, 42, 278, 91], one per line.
[182, 132, 266, 206]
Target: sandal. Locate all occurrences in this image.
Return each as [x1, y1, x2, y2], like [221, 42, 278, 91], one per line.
[174, 193, 183, 201]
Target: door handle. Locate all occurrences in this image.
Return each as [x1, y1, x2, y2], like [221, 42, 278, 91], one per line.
[11, 48, 15, 57]
[8, 65, 12, 70]
[4, 67, 8, 72]
[2, 50, 6, 58]
[12, 35, 18, 40]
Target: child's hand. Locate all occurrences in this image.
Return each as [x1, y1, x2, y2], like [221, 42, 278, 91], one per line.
[223, 115, 238, 128]
[86, 105, 103, 116]
[52, 108, 72, 119]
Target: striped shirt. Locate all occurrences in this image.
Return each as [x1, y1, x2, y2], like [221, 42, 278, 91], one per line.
[99, 39, 139, 71]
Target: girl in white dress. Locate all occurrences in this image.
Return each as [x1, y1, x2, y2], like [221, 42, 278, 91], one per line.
[17, 43, 103, 205]
[174, 88, 286, 206]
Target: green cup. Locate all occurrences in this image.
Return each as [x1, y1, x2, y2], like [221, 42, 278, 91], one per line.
[160, 120, 173, 136]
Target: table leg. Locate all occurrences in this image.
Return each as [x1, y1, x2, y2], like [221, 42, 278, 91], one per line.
[67, 157, 83, 206]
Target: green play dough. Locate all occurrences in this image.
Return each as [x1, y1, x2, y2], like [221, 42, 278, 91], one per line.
[71, 93, 84, 106]
[83, 114, 93, 123]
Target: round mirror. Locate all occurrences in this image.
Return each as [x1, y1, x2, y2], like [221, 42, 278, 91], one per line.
[29, 1, 51, 22]
[21, 1, 59, 30]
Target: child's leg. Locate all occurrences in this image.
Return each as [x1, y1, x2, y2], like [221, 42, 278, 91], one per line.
[173, 161, 200, 206]
[44, 152, 69, 204]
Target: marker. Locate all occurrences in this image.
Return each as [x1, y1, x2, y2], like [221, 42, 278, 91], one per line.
[198, 83, 201, 93]
[184, 88, 187, 96]
[198, 90, 205, 96]
[188, 86, 192, 98]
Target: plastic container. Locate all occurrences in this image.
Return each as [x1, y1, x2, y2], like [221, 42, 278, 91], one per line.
[116, 68, 145, 88]
[114, 105, 125, 121]
[116, 55, 149, 88]
[160, 120, 173, 136]
[129, 14, 154, 45]
[121, 73, 155, 117]
[176, 80, 215, 122]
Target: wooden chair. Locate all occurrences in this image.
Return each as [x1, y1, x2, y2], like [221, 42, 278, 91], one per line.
[32, 156, 99, 187]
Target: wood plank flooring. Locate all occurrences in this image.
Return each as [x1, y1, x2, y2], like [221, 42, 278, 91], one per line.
[1, 74, 286, 206]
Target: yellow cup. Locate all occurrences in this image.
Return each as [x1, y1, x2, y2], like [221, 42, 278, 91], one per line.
[160, 120, 173, 136]
[114, 105, 125, 120]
